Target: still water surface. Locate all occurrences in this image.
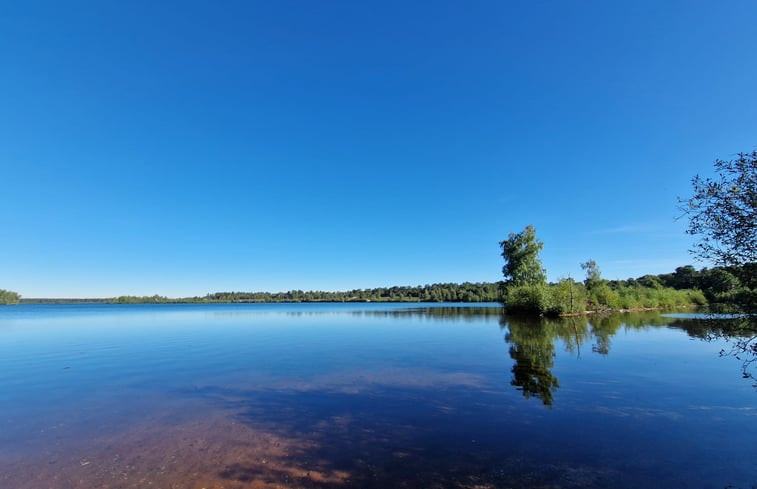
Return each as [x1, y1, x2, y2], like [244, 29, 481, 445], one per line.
[0, 303, 755, 488]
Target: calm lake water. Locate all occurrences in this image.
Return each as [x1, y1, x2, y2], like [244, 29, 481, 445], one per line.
[0, 303, 755, 489]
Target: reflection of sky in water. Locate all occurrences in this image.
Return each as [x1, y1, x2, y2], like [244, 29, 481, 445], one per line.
[0, 304, 755, 488]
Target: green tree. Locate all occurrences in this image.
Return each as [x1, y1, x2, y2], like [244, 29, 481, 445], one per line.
[581, 259, 602, 290]
[637, 274, 663, 289]
[548, 278, 587, 315]
[0, 289, 21, 305]
[500, 225, 547, 287]
[680, 150, 757, 267]
[701, 268, 741, 296]
[670, 265, 699, 289]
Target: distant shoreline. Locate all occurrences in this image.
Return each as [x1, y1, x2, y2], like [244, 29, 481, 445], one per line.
[17, 298, 500, 305]
[14, 299, 700, 316]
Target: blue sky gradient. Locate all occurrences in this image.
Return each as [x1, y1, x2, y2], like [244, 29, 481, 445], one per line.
[2, 1, 756, 297]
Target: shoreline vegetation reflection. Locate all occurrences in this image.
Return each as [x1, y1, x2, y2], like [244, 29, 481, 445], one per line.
[497, 310, 757, 406]
[217, 304, 757, 402]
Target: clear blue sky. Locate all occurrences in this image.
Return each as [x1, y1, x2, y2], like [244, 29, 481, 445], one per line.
[2, 1, 756, 298]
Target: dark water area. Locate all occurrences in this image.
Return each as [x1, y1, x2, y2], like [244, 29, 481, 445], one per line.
[0, 303, 754, 489]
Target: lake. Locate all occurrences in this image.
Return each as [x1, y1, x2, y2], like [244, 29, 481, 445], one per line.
[0, 303, 755, 489]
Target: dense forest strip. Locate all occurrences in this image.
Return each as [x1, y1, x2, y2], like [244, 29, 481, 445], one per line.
[6, 262, 753, 308]
[19, 298, 109, 304]
[108, 282, 502, 304]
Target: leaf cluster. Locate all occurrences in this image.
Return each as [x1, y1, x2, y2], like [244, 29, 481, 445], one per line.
[0, 289, 21, 305]
[680, 151, 757, 267]
[499, 225, 547, 287]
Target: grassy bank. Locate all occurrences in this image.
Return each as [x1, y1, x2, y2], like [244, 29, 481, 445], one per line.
[503, 280, 707, 317]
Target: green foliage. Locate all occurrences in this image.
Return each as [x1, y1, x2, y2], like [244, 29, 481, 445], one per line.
[637, 274, 663, 288]
[587, 283, 620, 310]
[500, 225, 547, 287]
[700, 268, 740, 296]
[0, 289, 21, 305]
[680, 150, 757, 267]
[581, 259, 603, 290]
[111, 294, 170, 304]
[503, 263, 706, 316]
[670, 265, 699, 289]
[548, 279, 588, 315]
[611, 283, 704, 310]
[709, 287, 757, 314]
[107, 283, 503, 304]
[684, 289, 709, 306]
[679, 149, 757, 377]
[504, 284, 553, 315]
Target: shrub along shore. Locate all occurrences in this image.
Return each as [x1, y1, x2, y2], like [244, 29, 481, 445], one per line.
[6, 261, 752, 315]
[503, 280, 706, 317]
[4, 255, 753, 314]
[499, 226, 755, 317]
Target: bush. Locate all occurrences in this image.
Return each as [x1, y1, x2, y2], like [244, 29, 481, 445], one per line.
[504, 284, 553, 315]
[504, 280, 707, 316]
[685, 289, 708, 306]
[547, 279, 587, 315]
[587, 284, 620, 310]
[0, 289, 21, 305]
[711, 287, 757, 313]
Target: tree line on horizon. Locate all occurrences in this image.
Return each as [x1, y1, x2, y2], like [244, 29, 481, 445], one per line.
[3, 262, 752, 306]
[109, 282, 502, 304]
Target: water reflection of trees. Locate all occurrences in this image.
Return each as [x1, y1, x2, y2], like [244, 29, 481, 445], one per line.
[503, 316, 560, 406]
[500, 313, 675, 407]
[669, 316, 757, 387]
[357, 306, 504, 322]
[500, 312, 757, 406]
[279, 306, 504, 323]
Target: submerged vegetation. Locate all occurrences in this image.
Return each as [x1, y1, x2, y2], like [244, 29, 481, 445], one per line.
[0, 289, 20, 305]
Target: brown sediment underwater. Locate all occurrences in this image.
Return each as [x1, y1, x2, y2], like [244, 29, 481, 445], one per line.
[0, 406, 613, 489]
[0, 412, 351, 489]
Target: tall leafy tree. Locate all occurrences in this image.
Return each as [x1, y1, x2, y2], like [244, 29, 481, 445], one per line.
[680, 150, 757, 268]
[500, 225, 547, 286]
[670, 265, 699, 290]
[580, 259, 602, 290]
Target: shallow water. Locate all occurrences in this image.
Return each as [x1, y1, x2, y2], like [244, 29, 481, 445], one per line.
[0, 303, 754, 488]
